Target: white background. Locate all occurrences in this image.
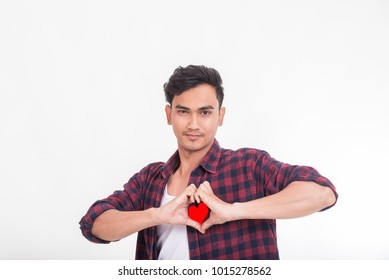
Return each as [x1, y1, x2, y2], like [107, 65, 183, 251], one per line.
[0, 0, 388, 260]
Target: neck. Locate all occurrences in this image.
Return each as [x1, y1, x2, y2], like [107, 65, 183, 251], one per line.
[176, 141, 213, 176]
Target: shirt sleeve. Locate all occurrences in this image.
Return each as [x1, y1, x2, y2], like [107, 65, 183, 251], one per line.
[253, 150, 338, 210]
[79, 169, 145, 244]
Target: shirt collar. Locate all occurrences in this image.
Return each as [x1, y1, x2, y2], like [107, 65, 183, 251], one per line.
[162, 139, 222, 179]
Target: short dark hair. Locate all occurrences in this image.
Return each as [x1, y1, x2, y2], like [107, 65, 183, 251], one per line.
[163, 65, 224, 108]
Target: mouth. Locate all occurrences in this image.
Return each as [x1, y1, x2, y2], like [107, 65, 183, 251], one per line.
[184, 133, 203, 141]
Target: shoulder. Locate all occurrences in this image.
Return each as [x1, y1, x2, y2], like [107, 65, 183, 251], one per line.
[126, 161, 165, 184]
[217, 146, 273, 171]
[220, 146, 270, 162]
[138, 161, 165, 176]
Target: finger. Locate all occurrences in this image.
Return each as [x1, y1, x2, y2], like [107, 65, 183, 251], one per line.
[184, 185, 197, 204]
[186, 219, 203, 233]
[186, 184, 196, 193]
[198, 182, 213, 201]
[185, 189, 193, 198]
[199, 181, 212, 191]
[194, 191, 201, 204]
[201, 218, 213, 233]
[185, 184, 197, 198]
[198, 182, 206, 191]
[174, 185, 195, 205]
[195, 187, 210, 205]
[189, 194, 195, 204]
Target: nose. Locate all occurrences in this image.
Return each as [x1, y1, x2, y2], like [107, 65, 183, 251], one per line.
[188, 114, 200, 130]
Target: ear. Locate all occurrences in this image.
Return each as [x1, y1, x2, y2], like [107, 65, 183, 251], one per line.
[165, 105, 172, 125]
[218, 107, 226, 126]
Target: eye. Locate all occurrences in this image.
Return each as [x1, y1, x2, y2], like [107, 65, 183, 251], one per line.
[177, 110, 188, 115]
[201, 111, 211, 116]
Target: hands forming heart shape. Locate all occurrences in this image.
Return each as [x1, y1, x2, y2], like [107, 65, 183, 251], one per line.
[161, 181, 230, 232]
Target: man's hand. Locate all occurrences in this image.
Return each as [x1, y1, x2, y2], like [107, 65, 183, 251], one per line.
[194, 181, 234, 233]
[157, 184, 202, 232]
[157, 181, 234, 234]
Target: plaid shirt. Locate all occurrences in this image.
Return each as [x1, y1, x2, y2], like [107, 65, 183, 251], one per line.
[79, 139, 337, 259]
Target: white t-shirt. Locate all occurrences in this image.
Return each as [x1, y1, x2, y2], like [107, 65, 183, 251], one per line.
[156, 186, 190, 260]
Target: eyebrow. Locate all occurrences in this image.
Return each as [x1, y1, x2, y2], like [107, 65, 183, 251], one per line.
[175, 104, 215, 111]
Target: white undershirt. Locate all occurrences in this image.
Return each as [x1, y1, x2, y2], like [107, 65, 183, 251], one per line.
[156, 186, 190, 260]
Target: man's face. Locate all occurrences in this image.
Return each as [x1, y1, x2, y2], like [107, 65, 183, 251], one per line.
[165, 84, 225, 155]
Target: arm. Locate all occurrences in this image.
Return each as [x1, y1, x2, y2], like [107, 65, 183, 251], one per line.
[91, 208, 159, 242]
[230, 181, 336, 220]
[197, 181, 337, 232]
[247, 150, 337, 218]
[91, 184, 201, 242]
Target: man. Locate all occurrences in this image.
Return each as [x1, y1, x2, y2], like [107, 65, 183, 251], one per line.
[79, 65, 338, 259]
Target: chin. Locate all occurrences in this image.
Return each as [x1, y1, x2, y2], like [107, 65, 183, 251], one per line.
[182, 142, 203, 152]
[181, 138, 212, 152]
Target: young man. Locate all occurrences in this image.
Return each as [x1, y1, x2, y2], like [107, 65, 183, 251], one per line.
[80, 65, 338, 259]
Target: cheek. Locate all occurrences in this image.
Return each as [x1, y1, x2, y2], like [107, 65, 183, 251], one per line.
[171, 117, 187, 132]
[202, 118, 220, 131]
[206, 115, 220, 125]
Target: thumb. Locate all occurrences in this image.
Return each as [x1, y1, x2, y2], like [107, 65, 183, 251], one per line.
[201, 217, 214, 233]
[186, 219, 203, 234]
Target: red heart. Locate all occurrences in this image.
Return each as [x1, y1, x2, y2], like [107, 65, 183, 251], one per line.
[188, 202, 210, 224]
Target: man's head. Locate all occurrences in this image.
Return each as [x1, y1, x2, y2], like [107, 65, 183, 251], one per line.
[164, 65, 226, 155]
[164, 65, 224, 108]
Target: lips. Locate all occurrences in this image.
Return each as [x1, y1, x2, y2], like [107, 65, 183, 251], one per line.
[184, 133, 203, 140]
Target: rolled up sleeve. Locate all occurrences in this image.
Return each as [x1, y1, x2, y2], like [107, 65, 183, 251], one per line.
[255, 151, 338, 210]
[79, 170, 145, 243]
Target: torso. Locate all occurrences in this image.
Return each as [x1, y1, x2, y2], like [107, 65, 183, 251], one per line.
[156, 185, 190, 260]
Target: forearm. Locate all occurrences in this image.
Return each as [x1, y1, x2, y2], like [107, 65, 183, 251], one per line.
[91, 208, 160, 242]
[230, 181, 336, 220]
[91, 184, 201, 241]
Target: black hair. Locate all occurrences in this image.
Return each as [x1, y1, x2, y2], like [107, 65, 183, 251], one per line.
[163, 65, 224, 108]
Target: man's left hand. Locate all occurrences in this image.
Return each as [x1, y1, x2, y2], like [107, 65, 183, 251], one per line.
[193, 181, 234, 233]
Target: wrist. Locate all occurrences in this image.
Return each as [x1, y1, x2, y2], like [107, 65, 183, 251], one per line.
[147, 207, 163, 226]
[229, 202, 244, 221]
[224, 202, 239, 222]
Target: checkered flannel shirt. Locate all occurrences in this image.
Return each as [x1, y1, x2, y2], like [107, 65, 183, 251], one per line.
[79, 139, 337, 259]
